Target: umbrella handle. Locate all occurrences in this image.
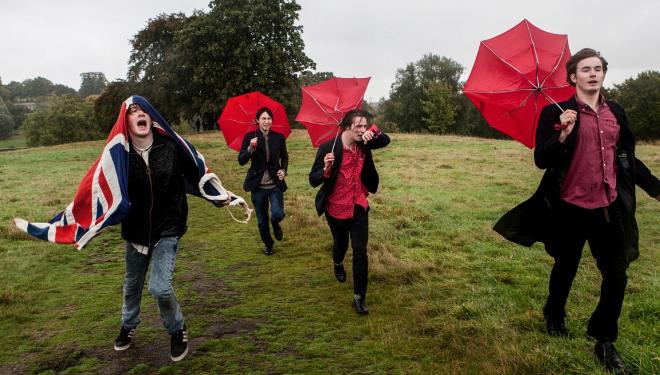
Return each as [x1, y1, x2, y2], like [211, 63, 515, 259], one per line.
[330, 127, 341, 153]
[540, 91, 565, 112]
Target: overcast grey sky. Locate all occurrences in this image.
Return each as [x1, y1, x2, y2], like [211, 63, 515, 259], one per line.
[2, 0, 659, 102]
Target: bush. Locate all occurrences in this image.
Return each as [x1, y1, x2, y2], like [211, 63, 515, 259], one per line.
[22, 95, 102, 147]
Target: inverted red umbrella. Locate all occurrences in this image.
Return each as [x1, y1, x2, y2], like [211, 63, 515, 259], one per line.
[463, 19, 575, 148]
[296, 76, 370, 148]
[217, 91, 291, 152]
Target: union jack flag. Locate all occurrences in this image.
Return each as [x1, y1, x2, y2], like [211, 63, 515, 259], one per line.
[14, 96, 246, 249]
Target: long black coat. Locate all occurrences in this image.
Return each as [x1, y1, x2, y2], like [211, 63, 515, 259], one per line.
[238, 130, 288, 192]
[309, 132, 390, 216]
[494, 97, 660, 263]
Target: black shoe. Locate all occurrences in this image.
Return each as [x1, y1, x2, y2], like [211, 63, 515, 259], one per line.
[333, 263, 346, 283]
[353, 294, 369, 315]
[272, 221, 283, 241]
[263, 246, 273, 255]
[114, 327, 135, 351]
[170, 324, 189, 362]
[595, 341, 626, 374]
[543, 309, 569, 337]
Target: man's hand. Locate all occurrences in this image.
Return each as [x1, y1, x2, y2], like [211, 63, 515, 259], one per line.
[249, 137, 257, 151]
[362, 130, 375, 144]
[276, 169, 286, 181]
[558, 109, 577, 143]
[323, 152, 335, 170]
[213, 198, 231, 207]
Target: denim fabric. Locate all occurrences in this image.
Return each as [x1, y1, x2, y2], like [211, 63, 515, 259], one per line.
[121, 237, 184, 335]
[250, 187, 285, 247]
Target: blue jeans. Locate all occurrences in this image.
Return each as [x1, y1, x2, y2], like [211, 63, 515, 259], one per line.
[121, 237, 184, 335]
[250, 187, 285, 247]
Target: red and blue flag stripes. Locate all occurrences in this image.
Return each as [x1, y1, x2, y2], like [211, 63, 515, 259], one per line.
[14, 96, 246, 249]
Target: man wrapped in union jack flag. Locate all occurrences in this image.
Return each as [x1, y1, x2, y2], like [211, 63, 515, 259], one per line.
[15, 96, 250, 361]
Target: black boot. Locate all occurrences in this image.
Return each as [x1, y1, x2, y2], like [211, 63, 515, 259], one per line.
[272, 221, 283, 241]
[263, 245, 273, 255]
[333, 262, 346, 283]
[594, 341, 626, 374]
[543, 306, 569, 337]
[353, 294, 369, 315]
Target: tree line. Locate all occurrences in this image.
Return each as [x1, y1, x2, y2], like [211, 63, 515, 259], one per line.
[1, 0, 658, 146]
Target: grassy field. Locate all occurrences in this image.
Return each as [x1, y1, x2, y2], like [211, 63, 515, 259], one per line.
[0, 133, 26, 150]
[0, 130, 658, 374]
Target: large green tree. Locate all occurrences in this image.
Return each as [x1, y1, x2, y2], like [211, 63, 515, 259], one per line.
[168, 0, 315, 126]
[383, 54, 463, 133]
[609, 70, 660, 139]
[126, 12, 197, 123]
[22, 95, 102, 146]
[422, 81, 456, 134]
[79, 72, 108, 98]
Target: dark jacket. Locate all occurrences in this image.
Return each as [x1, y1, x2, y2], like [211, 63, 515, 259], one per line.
[494, 96, 660, 263]
[309, 131, 390, 216]
[238, 130, 288, 192]
[121, 132, 200, 247]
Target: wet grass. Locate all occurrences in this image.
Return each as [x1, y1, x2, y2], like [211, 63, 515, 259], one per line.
[0, 130, 658, 374]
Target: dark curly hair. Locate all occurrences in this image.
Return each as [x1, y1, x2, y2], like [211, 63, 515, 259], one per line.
[340, 109, 372, 130]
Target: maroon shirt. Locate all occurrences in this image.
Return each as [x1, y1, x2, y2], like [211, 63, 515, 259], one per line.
[325, 144, 369, 219]
[560, 97, 619, 209]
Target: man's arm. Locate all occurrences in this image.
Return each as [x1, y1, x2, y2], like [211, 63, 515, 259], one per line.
[634, 157, 660, 200]
[534, 106, 573, 170]
[279, 135, 289, 174]
[309, 144, 329, 188]
[363, 125, 390, 150]
[238, 133, 253, 166]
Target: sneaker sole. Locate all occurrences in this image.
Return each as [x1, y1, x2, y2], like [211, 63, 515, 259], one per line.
[170, 346, 189, 362]
[114, 343, 131, 351]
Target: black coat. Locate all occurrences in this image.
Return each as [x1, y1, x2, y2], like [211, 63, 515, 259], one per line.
[494, 97, 660, 263]
[121, 132, 200, 247]
[309, 132, 390, 216]
[238, 130, 288, 192]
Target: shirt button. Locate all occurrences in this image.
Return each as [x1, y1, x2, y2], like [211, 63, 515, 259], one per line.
[600, 130, 603, 134]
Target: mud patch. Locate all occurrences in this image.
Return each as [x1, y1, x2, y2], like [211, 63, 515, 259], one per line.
[32, 345, 85, 373]
[86, 339, 173, 375]
[205, 319, 259, 338]
[0, 362, 30, 374]
[226, 261, 254, 273]
[179, 261, 242, 311]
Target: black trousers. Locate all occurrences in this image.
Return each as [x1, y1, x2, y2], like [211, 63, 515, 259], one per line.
[326, 205, 369, 297]
[544, 198, 628, 342]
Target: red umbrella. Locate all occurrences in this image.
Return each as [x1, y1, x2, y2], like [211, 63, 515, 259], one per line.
[463, 19, 575, 148]
[296, 76, 370, 148]
[217, 91, 291, 152]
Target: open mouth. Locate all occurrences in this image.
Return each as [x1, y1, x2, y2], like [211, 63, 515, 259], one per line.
[137, 119, 147, 128]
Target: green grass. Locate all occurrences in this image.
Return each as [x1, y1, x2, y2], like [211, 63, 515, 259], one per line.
[0, 130, 658, 374]
[0, 133, 26, 150]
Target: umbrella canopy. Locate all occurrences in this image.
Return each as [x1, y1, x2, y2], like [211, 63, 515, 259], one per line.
[463, 19, 575, 148]
[217, 91, 291, 152]
[295, 76, 370, 147]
